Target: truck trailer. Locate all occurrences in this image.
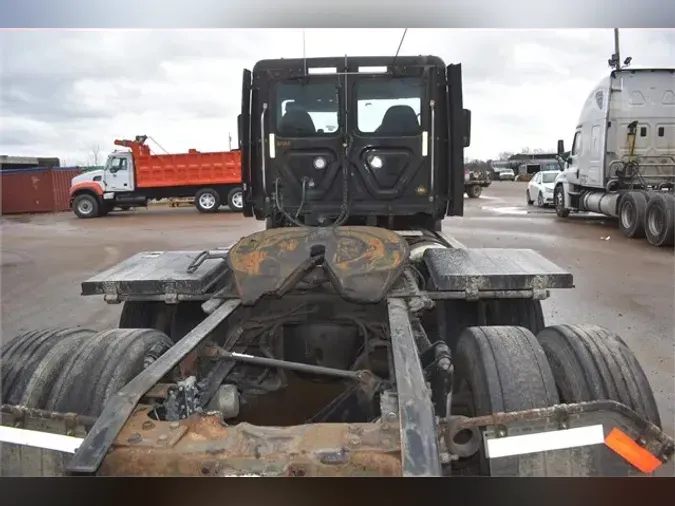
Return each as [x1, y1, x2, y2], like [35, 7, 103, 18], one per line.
[1, 55, 672, 477]
[69, 136, 243, 218]
[553, 68, 675, 247]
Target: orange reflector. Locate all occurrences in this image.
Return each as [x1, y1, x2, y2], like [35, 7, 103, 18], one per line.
[604, 428, 662, 474]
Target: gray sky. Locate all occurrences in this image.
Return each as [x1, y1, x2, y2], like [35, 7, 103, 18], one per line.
[1, 28, 673, 165]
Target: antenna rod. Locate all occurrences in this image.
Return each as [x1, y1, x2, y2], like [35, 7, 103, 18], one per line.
[393, 28, 408, 62]
[303, 30, 307, 76]
[614, 28, 621, 71]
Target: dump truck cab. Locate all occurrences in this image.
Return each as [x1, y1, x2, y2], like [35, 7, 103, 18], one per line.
[238, 56, 470, 230]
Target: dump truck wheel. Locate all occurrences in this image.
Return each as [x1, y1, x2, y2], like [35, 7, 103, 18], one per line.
[227, 187, 244, 211]
[484, 299, 545, 335]
[618, 191, 647, 239]
[195, 188, 221, 213]
[644, 193, 675, 247]
[452, 326, 571, 476]
[536, 324, 661, 427]
[46, 328, 173, 417]
[1, 327, 97, 406]
[72, 194, 100, 219]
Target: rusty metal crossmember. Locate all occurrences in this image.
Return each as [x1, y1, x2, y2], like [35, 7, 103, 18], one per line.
[65, 299, 242, 475]
[387, 298, 442, 477]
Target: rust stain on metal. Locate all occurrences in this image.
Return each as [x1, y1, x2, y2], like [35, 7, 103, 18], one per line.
[99, 406, 402, 477]
[227, 226, 409, 304]
[178, 351, 199, 378]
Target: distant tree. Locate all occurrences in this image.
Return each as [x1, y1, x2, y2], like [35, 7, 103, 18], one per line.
[87, 144, 102, 166]
[498, 151, 514, 161]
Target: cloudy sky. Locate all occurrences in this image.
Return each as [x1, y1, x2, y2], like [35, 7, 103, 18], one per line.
[1, 28, 673, 165]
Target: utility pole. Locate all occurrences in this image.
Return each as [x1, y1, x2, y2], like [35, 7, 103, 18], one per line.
[228, 133, 232, 151]
[607, 28, 631, 71]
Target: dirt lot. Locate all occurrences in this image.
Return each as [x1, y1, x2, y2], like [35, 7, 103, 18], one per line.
[1, 181, 674, 471]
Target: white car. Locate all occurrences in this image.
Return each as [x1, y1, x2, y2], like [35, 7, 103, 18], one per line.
[496, 168, 515, 181]
[526, 170, 559, 207]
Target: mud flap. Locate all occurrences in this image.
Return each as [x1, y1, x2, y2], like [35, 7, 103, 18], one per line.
[0, 406, 93, 476]
[446, 400, 674, 477]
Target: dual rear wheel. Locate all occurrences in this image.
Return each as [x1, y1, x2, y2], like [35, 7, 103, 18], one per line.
[618, 191, 674, 246]
[194, 187, 244, 213]
[450, 323, 661, 476]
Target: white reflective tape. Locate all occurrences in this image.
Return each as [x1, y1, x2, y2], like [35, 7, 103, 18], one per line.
[0, 426, 84, 454]
[485, 424, 605, 459]
[422, 131, 428, 157]
[269, 133, 275, 159]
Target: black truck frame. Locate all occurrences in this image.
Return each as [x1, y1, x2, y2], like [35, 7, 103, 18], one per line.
[1, 56, 672, 477]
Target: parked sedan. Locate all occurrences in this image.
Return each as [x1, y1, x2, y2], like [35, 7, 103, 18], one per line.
[497, 168, 515, 181]
[526, 170, 559, 207]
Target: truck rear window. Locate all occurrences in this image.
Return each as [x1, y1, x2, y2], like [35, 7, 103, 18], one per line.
[356, 78, 422, 135]
[275, 82, 340, 137]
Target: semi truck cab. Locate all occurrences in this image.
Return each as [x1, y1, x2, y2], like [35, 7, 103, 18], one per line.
[553, 68, 675, 247]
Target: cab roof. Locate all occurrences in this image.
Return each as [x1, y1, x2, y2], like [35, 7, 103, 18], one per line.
[252, 55, 446, 73]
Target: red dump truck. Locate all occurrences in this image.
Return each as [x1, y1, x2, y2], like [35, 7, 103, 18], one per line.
[68, 135, 242, 218]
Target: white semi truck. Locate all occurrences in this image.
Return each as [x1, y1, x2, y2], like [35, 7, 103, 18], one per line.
[553, 68, 675, 247]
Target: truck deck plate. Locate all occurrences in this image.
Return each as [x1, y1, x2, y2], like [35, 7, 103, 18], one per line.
[423, 248, 574, 293]
[80, 250, 229, 297]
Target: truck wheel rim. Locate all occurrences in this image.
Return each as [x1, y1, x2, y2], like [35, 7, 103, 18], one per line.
[78, 200, 93, 214]
[621, 202, 634, 229]
[647, 205, 664, 237]
[231, 191, 243, 209]
[199, 193, 216, 209]
[555, 191, 563, 211]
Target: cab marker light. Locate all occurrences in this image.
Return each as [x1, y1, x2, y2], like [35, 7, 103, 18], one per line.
[604, 428, 663, 474]
[485, 424, 605, 459]
[0, 426, 83, 454]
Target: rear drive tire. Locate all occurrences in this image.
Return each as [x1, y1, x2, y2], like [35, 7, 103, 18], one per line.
[441, 299, 545, 352]
[536, 324, 662, 475]
[119, 301, 206, 342]
[46, 328, 173, 417]
[1, 327, 97, 406]
[0, 327, 172, 476]
[451, 326, 571, 476]
[554, 186, 569, 218]
[227, 187, 244, 211]
[644, 193, 675, 247]
[119, 301, 174, 336]
[484, 299, 545, 335]
[618, 191, 647, 239]
[467, 185, 482, 198]
[72, 194, 100, 219]
[194, 188, 221, 213]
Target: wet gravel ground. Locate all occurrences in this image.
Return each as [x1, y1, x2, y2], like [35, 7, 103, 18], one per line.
[1, 182, 673, 474]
